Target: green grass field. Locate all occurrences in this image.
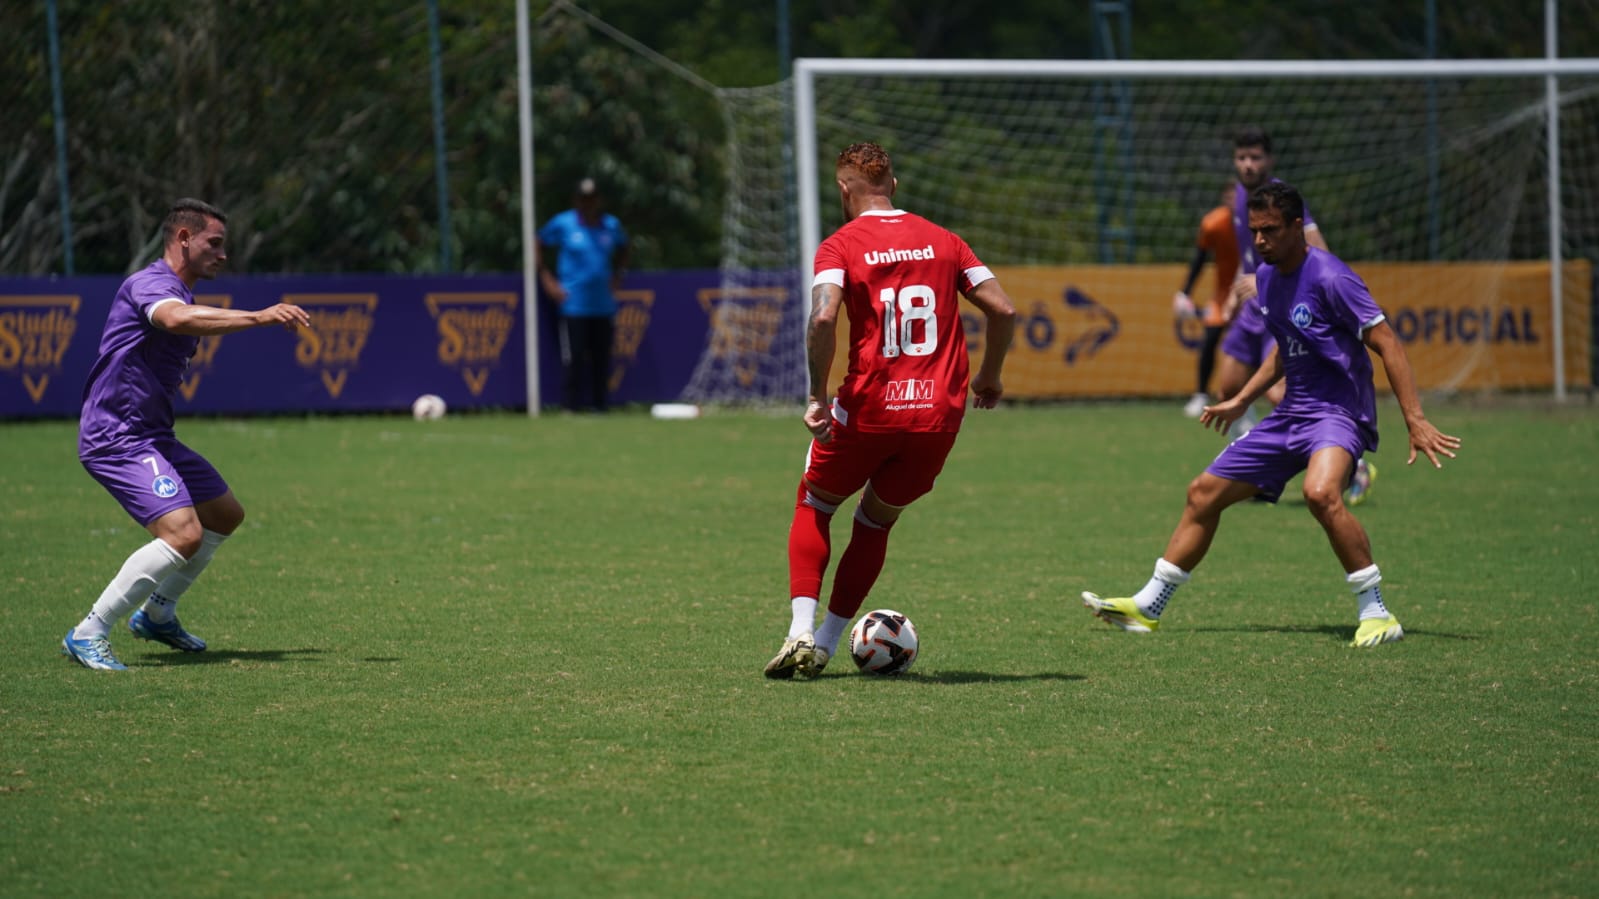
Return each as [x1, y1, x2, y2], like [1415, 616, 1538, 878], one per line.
[3, 402, 1595, 897]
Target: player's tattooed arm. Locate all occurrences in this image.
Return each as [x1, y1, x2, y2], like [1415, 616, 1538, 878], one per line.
[804, 283, 843, 441]
[806, 283, 843, 406]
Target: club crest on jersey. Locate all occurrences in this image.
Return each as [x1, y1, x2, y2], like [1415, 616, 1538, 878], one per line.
[884, 379, 934, 403]
[151, 476, 179, 498]
[1291, 303, 1314, 330]
[864, 245, 935, 266]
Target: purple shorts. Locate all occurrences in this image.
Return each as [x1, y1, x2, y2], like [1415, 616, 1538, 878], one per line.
[81, 439, 230, 526]
[1206, 412, 1373, 503]
[1220, 306, 1277, 368]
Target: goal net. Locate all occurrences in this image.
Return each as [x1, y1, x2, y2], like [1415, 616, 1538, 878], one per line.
[689, 60, 1599, 403]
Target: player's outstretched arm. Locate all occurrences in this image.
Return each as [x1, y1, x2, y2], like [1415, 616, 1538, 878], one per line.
[153, 301, 311, 336]
[963, 279, 1015, 409]
[1363, 321, 1461, 468]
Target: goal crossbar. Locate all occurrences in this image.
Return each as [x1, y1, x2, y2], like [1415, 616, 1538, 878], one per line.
[793, 56, 1599, 399]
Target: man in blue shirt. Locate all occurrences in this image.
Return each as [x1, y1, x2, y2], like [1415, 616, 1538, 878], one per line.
[537, 178, 630, 412]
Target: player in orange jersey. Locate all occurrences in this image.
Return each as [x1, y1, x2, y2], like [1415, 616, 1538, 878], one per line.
[1173, 204, 1241, 417]
[763, 142, 1016, 679]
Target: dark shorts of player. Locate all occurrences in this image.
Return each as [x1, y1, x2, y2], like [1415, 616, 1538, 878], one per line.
[1220, 316, 1277, 368]
[81, 438, 230, 526]
[1206, 412, 1372, 504]
[803, 427, 959, 509]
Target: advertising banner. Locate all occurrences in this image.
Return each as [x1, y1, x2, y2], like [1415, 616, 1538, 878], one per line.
[2, 261, 1588, 418]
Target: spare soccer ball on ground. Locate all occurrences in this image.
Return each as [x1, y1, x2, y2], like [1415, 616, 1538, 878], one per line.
[411, 394, 447, 420]
[849, 609, 919, 675]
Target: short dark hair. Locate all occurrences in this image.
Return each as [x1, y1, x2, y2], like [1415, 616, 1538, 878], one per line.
[163, 198, 226, 244]
[1234, 127, 1272, 155]
[1248, 181, 1305, 224]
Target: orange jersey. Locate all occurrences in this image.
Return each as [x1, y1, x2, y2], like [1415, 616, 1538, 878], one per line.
[1195, 206, 1239, 326]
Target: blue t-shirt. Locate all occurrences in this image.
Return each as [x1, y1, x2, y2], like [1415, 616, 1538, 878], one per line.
[1256, 248, 1386, 445]
[79, 258, 199, 456]
[537, 209, 627, 317]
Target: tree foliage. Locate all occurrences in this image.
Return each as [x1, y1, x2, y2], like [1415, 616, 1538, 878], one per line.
[1, 0, 1594, 275]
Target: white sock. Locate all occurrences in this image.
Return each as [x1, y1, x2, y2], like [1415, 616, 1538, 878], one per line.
[77, 538, 188, 639]
[813, 612, 850, 657]
[1133, 558, 1190, 618]
[144, 529, 228, 623]
[788, 596, 819, 638]
[1347, 564, 1389, 620]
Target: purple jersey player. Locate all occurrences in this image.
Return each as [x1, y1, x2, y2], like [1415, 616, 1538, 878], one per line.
[1083, 182, 1461, 649]
[63, 199, 310, 671]
[1204, 127, 1375, 503]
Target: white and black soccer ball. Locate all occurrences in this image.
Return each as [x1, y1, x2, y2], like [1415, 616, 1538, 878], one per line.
[849, 609, 919, 675]
[411, 394, 447, 420]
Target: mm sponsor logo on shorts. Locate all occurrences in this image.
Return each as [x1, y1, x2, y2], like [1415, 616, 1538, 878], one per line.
[151, 476, 179, 498]
[884, 378, 935, 405]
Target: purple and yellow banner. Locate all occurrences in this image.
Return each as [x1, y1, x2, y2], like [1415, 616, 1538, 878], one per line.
[0, 272, 728, 418]
[927, 261, 1591, 397]
[2, 261, 1589, 418]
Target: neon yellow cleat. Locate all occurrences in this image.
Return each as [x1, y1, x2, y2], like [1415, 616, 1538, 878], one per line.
[1081, 592, 1160, 634]
[1350, 615, 1404, 648]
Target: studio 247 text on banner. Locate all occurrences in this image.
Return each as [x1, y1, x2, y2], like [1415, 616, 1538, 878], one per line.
[921, 261, 1589, 398]
[3, 263, 1589, 417]
[0, 271, 730, 418]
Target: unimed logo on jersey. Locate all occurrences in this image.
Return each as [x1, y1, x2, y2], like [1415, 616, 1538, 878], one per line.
[864, 244, 936, 266]
[288, 293, 378, 398]
[425, 292, 517, 396]
[0, 295, 80, 404]
[884, 378, 935, 403]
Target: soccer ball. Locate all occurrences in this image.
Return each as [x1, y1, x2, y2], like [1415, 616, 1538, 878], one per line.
[411, 394, 447, 420]
[849, 609, 919, 675]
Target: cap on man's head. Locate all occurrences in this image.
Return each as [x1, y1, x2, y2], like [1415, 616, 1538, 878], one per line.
[576, 178, 599, 198]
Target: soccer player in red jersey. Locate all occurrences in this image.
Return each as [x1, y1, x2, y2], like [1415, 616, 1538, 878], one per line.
[763, 142, 1016, 679]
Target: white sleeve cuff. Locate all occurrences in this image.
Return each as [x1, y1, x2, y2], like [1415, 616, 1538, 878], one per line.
[812, 268, 845, 289]
[145, 297, 185, 325]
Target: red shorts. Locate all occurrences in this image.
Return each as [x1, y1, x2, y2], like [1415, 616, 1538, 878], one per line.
[804, 427, 959, 508]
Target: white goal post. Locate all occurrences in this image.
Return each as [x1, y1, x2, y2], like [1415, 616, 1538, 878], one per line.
[791, 56, 1599, 401]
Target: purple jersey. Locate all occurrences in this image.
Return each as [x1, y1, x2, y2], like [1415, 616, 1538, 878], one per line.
[79, 259, 199, 456]
[1255, 247, 1386, 443]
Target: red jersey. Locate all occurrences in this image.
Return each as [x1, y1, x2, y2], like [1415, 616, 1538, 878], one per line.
[813, 209, 993, 433]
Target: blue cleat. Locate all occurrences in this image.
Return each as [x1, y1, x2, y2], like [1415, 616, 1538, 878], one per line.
[128, 609, 207, 652]
[62, 628, 128, 670]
